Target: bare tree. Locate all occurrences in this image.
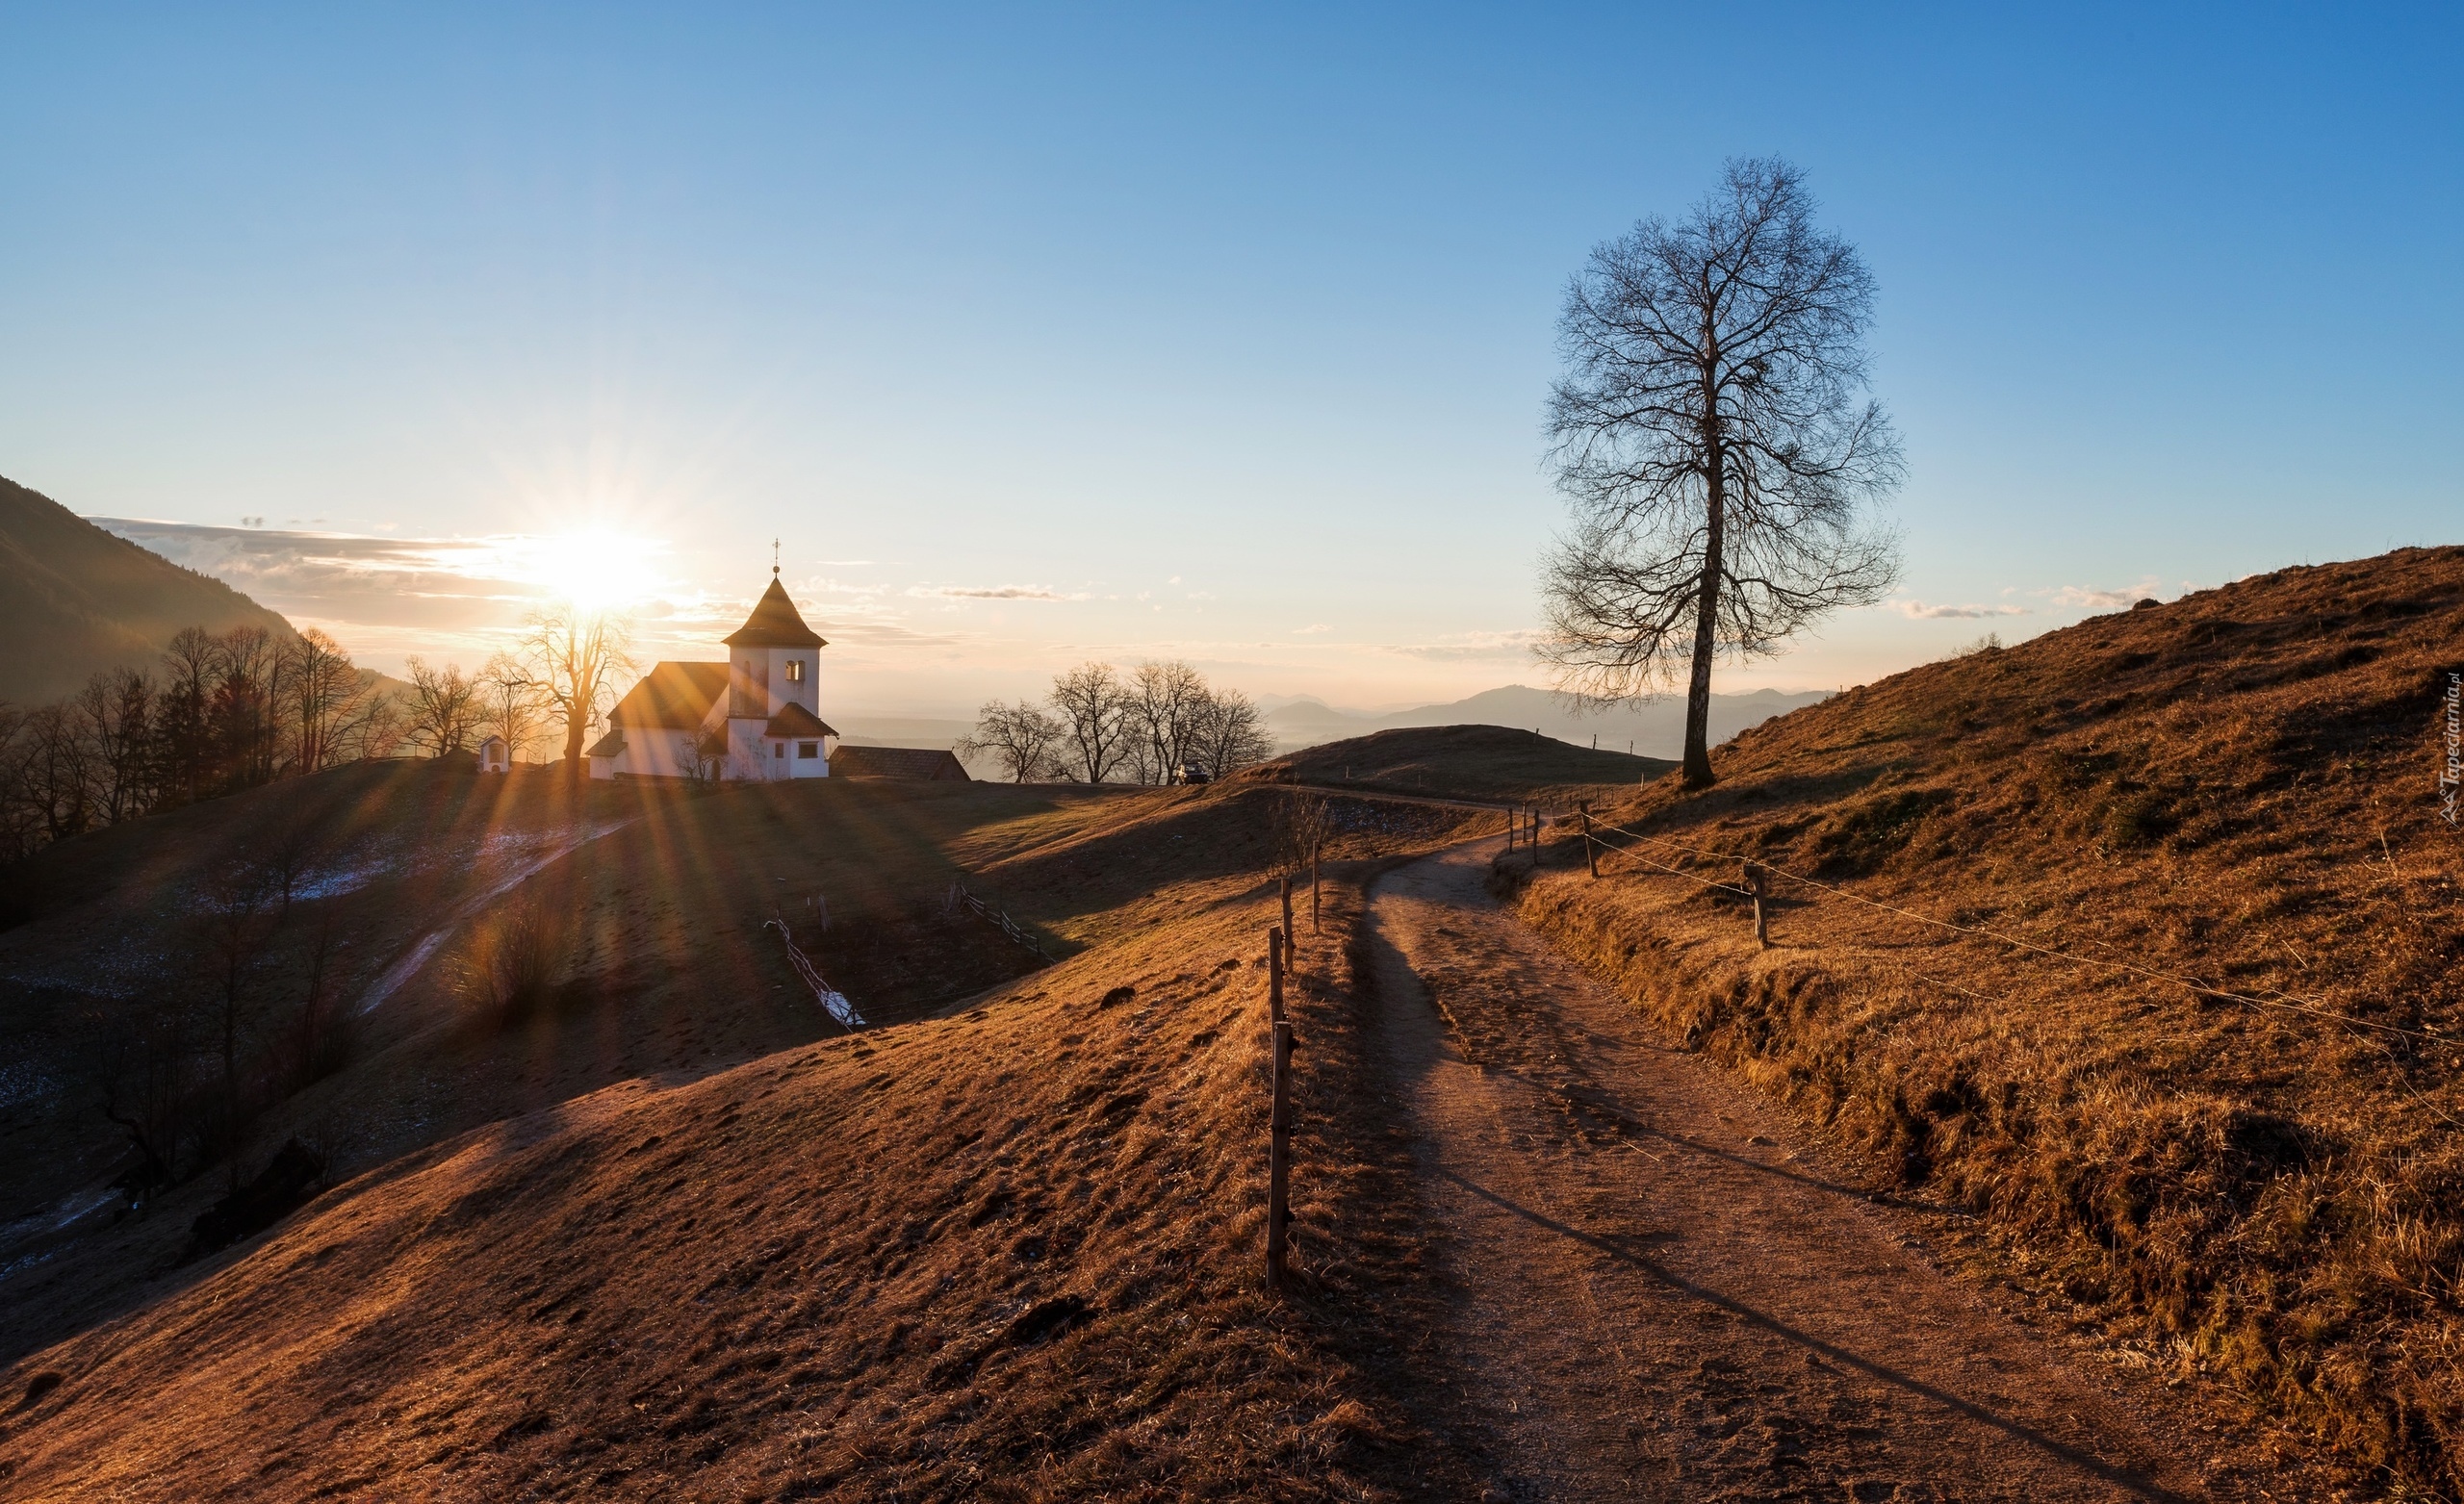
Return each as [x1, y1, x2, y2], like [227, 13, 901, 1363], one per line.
[281, 903, 355, 1089]
[1273, 793, 1336, 931]
[1189, 686, 1275, 780]
[1049, 662, 1132, 783]
[85, 991, 198, 1200]
[279, 627, 382, 774]
[475, 650, 549, 763]
[22, 701, 92, 843]
[1126, 661, 1208, 785]
[680, 728, 729, 786]
[0, 703, 38, 862]
[402, 658, 481, 756]
[1540, 158, 1903, 788]
[524, 604, 636, 777]
[77, 669, 154, 823]
[958, 699, 1065, 782]
[195, 857, 280, 1185]
[157, 627, 219, 803]
[212, 626, 285, 788]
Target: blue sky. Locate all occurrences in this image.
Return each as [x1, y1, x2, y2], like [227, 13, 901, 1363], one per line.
[2, 5, 2456, 712]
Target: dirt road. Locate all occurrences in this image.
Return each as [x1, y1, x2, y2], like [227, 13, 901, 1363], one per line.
[1368, 838, 2211, 1503]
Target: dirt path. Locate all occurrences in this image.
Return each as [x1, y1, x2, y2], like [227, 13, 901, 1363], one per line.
[1369, 837, 2214, 1503]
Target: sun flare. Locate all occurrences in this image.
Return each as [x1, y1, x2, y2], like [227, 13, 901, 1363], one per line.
[518, 528, 665, 613]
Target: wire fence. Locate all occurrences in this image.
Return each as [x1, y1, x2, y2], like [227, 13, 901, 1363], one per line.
[948, 881, 1054, 963]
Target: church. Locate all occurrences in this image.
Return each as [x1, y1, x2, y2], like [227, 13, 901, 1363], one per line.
[586, 568, 841, 782]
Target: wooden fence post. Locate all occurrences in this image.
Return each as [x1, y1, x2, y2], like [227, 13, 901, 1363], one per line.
[1505, 807, 1516, 852]
[1280, 877, 1295, 974]
[1580, 803, 1597, 879]
[1310, 844, 1321, 933]
[1746, 863, 1770, 949]
[1267, 1019, 1295, 1288]
[1269, 926, 1285, 1024]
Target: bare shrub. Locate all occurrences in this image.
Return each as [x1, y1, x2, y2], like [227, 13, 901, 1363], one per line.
[450, 898, 567, 1031]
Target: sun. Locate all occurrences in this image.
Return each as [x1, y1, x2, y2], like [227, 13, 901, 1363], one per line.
[522, 529, 664, 613]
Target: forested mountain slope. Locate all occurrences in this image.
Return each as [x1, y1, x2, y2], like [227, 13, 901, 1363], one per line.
[0, 474, 296, 703]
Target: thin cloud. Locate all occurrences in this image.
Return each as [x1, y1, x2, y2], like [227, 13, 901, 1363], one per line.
[91, 518, 549, 628]
[818, 621, 967, 650]
[907, 584, 1087, 601]
[1882, 599, 2031, 620]
[1382, 629, 1545, 662]
[1292, 624, 1332, 635]
[2048, 582, 2159, 611]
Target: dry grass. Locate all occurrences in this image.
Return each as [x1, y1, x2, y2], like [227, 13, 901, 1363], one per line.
[0, 776, 1491, 1500]
[1507, 546, 2464, 1493]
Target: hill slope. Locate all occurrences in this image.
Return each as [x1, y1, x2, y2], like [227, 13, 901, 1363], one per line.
[1239, 721, 1675, 805]
[1509, 546, 2464, 1491]
[1266, 684, 1828, 757]
[0, 473, 297, 703]
[0, 766, 1497, 1499]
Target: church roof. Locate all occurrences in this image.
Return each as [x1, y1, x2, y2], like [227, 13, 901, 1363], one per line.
[763, 702, 838, 739]
[723, 574, 827, 649]
[606, 661, 730, 730]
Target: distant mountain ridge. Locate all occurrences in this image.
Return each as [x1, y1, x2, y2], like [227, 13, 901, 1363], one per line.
[1266, 682, 1832, 758]
[0, 473, 299, 703]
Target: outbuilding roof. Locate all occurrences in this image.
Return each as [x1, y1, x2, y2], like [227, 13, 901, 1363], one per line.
[723, 574, 828, 649]
[829, 745, 971, 781]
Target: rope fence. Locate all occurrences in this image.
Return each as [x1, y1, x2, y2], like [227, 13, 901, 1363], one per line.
[761, 918, 867, 1030]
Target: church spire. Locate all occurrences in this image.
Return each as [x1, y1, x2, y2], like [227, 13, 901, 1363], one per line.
[723, 567, 827, 649]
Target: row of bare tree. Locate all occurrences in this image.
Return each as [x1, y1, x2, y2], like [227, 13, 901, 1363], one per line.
[0, 607, 640, 865]
[0, 626, 397, 862]
[84, 818, 362, 1201]
[958, 660, 1277, 784]
[398, 606, 636, 766]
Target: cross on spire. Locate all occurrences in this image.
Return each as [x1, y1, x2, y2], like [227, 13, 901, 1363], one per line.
[772, 538, 780, 576]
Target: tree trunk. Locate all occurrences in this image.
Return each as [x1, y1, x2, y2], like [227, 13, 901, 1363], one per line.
[1683, 399, 1726, 790]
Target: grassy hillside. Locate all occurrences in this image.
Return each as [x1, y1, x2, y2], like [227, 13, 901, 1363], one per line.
[1505, 546, 2464, 1491]
[1238, 722, 1676, 805]
[0, 474, 298, 703]
[0, 763, 1498, 1499]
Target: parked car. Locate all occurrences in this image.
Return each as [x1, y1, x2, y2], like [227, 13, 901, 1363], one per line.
[1170, 762, 1211, 786]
